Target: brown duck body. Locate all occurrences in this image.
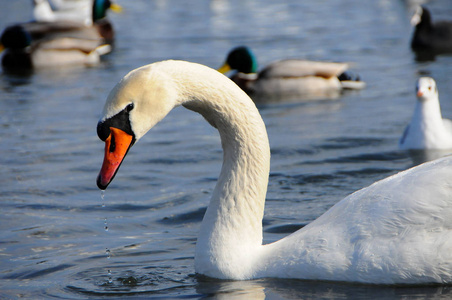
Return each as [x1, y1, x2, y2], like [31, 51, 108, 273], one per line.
[219, 46, 365, 103]
[1, 18, 114, 70]
[230, 59, 362, 103]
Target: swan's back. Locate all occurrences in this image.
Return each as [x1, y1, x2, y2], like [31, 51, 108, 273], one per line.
[262, 156, 452, 284]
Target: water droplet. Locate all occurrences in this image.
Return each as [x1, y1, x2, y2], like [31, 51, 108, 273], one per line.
[101, 190, 106, 207]
[107, 269, 112, 284]
[104, 218, 109, 231]
[106, 248, 111, 259]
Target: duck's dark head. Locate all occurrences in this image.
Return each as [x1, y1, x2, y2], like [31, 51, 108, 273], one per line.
[1, 25, 32, 49]
[218, 46, 258, 74]
[411, 6, 432, 29]
[92, 0, 122, 22]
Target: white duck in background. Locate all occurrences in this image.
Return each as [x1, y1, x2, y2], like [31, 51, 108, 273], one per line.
[47, 0, 92, 10]
[96, 61, 452, 284]
[399, 77, 452, 150]
[33, 0, 122, 26]
[34, 0, 92, 26]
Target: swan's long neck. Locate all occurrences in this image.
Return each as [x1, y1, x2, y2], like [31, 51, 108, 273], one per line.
[169, 65, 270, 279]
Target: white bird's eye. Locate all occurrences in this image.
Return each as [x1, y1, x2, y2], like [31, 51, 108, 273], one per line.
[125, 103, 134, 113]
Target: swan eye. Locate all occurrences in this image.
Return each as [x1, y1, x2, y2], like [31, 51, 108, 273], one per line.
[125, 103, 134, 113]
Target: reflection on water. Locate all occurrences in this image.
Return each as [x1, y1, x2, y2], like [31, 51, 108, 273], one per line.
[408, 149, 452, 167]
[197, 278, 452, 300]
[1, 0, 452, 298]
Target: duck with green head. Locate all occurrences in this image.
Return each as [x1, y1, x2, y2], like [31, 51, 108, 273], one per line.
[0, 0, 121, 70]
[218, 46, 365, 103]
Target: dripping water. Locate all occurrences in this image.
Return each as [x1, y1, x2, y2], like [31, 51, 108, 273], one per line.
[101, 190, 113, 284]
[101, 190, 106, 208]
[107, 269, 112, 284]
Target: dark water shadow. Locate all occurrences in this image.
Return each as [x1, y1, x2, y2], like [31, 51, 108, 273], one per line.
[195, 276, 452, 300]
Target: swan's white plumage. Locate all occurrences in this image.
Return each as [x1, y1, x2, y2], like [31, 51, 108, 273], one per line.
[400, 77, 452, 150]
[261, 157, 452, 283]
[99, 60, 452, 284]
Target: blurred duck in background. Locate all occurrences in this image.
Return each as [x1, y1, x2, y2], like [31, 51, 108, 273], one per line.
[410, 6, 452, 59]
[0, 0, 122, 70]
[33, 0, 122, 26]
[399, 77, 452, 150]
[218, 46, 365, 103]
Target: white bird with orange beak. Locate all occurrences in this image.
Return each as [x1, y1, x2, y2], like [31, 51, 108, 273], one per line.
[96, 61, 452, 284]
[399, 77, 452, 150]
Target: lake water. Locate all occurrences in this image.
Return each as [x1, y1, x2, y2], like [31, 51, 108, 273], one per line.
[1, 0, 452, 298]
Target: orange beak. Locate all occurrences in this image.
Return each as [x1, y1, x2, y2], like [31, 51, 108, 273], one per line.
[417, 90, 423, 97]
[97, 127, 133, 190]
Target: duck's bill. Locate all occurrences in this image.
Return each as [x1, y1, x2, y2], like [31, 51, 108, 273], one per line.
[97, 127, 133, 190]
[110, 3, 123, 13]
[217, 62, 231, 74]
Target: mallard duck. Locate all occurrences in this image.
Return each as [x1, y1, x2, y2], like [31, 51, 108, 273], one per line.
[0, 0, 121, 69]
[96, 60, 452, 284]
[218, 46, 365, 103]
[411, 6, 452, 54]
[400, 77, 452, 150]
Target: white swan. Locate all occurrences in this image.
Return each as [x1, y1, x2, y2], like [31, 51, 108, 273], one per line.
[96, 60, 452, 284]
[400, 77, 452, 150]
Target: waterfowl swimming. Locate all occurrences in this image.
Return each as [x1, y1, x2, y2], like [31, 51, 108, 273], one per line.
[0, 25, 112, 69]
[0, 0, 120, 69]
[218, 46, 365, 103]
[400, 77, 452, 150]
[33, 0, 122, 26]
[96, 60, 452, 284]
[411, 6, 452, 55]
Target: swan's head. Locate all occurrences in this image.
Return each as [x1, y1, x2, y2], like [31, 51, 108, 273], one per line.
[218, 46, 258, 74]
[416, 77, 438, 101]
[96, 62, 179, 190]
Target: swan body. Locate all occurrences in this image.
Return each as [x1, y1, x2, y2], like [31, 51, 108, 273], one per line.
[218, 46, 365, 103]
[96, 60, 452, 284]
[400, 77, 452, 150]
[411, 6, 452, 54]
